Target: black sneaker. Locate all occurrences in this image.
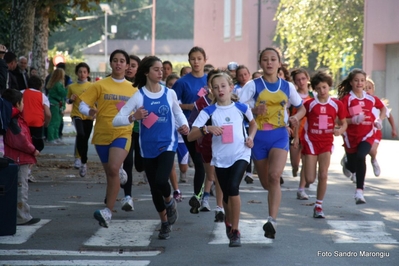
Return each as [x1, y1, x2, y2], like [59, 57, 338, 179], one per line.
[214, 207, 225, 223]
[244, 175, 254, 184]
[189, 195, 200, 214]
[165, 198, 178, 225]
[263, 217, 277, 239]
[229, 229, 241, 247]
[158, 223, 171, 240]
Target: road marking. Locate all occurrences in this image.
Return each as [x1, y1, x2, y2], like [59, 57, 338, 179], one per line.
[84, 220, 159, 247]
[31, 205, 67, 208]
[0, 249, 160, 257]
[0, 219, 50, 244]
[209, 219, 273, 245]
[0, 260, 149, 266]
[327, 220, 398, 243]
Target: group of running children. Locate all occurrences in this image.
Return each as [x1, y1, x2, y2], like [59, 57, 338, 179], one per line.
[4, 46, 394, 248]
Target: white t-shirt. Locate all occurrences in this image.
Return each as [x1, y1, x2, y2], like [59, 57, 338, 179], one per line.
[192, 102, 253, 168]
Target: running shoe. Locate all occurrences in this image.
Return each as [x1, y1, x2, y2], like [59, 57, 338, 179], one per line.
[74, 158, 81, 169]
[341, 155, 352, 178]
[296, 190, 309, 200]
[79, 164, 87, 177]
[121, 195, 134, 211]
[229, 229, 242, 247]
[158, 223, 171, 239]
[28, 174, 37, 183]
[354, 190, 366, 204]
[119, 166, 128, 185]
[199, 198, 211, 212]
[173, 191, 183, 202]
[214, 206, 225, 223]
[263, 216, 277, 239]
[244, 174, 254, 184]
[94, 208, 112, 228]
[189, 195, 201, 214]
[165, 198, 178, 225]
[313, 205, 325, 218]
[371, 158, 381, 177]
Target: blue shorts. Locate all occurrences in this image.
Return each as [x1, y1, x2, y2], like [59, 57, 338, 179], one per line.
[176, 142, 189, 164]
[95, 138, 131, 163]
[252, 127, 289, 160]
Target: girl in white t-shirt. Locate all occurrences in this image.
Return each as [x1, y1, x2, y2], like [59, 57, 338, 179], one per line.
[188, 72, 257, 247]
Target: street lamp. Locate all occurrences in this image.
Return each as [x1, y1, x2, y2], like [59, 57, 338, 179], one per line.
[100, 3, 113, 69]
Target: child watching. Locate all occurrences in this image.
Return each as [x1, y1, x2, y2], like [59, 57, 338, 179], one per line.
[2, 89, 40, 225]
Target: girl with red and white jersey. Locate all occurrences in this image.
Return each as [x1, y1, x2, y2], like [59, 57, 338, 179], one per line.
[364, 78, 397, 177]
[338, 69, 386, 205]
[300, 71, 347, 218]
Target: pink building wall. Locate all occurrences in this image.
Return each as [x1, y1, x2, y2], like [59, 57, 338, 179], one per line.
[193, 0, 278, 73]
[363, 0, 399, 74]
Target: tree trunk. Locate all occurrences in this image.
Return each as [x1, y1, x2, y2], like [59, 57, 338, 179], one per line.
[10, 0, 38, 57]
[32, 6, 50, 82]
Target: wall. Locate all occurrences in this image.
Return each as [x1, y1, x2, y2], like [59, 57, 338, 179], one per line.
[194, 0, 278, 73]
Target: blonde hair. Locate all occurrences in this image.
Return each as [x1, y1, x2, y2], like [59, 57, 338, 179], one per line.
[46, 68, 65, 89]
[209, 72, 239, 104]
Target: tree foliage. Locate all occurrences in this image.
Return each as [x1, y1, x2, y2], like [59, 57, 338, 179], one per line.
[49, 0, 194, 55]
[274, 0, 364, 77]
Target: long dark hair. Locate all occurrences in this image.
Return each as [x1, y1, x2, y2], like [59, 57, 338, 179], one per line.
[133, 56, 162, 88]
[337, 68, 367, 99]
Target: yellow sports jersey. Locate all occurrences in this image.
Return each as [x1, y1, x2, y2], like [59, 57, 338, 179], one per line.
[79, 77, 137, 145]
[67, 82, 93, 120]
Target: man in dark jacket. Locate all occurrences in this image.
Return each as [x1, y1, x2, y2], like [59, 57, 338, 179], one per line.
[12, 56, 29, 91]
[0, 44, 8, 95]
[4, 51, 19, 91]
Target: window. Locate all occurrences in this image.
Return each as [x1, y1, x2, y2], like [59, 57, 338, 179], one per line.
[235, 0, 242, 38]
[224, 0, 231, 39]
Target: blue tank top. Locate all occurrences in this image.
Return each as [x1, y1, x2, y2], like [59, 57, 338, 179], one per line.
[139, 88, 178, 158]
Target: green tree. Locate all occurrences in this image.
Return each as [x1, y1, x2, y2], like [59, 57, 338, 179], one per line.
[48, 0, 194, 56]
[274, 0, 364, 78]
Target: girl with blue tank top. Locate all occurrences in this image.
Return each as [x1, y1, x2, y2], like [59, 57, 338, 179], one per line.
[113, 56, 189, 240]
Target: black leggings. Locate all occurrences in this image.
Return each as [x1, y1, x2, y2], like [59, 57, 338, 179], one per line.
[346, 141, 371, 190]
[144, 151, 175, 212]
[122, 131, 134, 196]
[215, 160, 248, 204]
[73, 118, 93, 164]
[183, 134, 205, 195]
[133, 131, 144, 172]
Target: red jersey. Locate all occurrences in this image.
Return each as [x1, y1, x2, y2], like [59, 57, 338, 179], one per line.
[301, 96, 346, 149]
[340, 91, 384, 151]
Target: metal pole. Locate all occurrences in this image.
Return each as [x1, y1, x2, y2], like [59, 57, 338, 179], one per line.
[151, 0, 156, 55]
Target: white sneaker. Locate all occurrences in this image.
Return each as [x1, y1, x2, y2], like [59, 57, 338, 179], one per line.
[179, 171, 187, 183]
[119, 165, 128, 185]
[354, 190, 366, 204]
[93, 208, 112, 228]
[340, 155, 351, 178]
[121, 195, 134, 211]
[296, 190, 309, 200]
[199, 197, 211, 212]
[74, 158, 81, 169]
[79, 164, 87, 177]
[351, 173, 357, 183]
[371, 159, 381, 177]
[28, 174, 37, 183]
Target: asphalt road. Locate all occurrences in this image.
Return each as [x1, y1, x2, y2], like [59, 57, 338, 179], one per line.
[0, 117, 398, 266]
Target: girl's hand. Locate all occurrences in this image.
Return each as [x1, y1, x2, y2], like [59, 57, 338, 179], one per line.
[392, 129, 398, 138]
[292, 137, 299, 149]
[70, 94, 78, 101]
[209, 126, 223, 136]
[88, 108, 97, 118]
[286, 126, 294, 137]
[245, 136, 254, 148]
[374, 119, 383, 130]
[289, 116, 299, 127]
[333, 127, 342, 136]
[253, 104, 267, 115]
[178, 125, 189, 135]
[34, 150, 40, 157]
[134, 106, 149, 120]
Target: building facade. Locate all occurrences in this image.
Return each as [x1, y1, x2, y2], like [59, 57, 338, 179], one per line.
[193, 0, 278, 73]
[363, 0, 399, 139]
